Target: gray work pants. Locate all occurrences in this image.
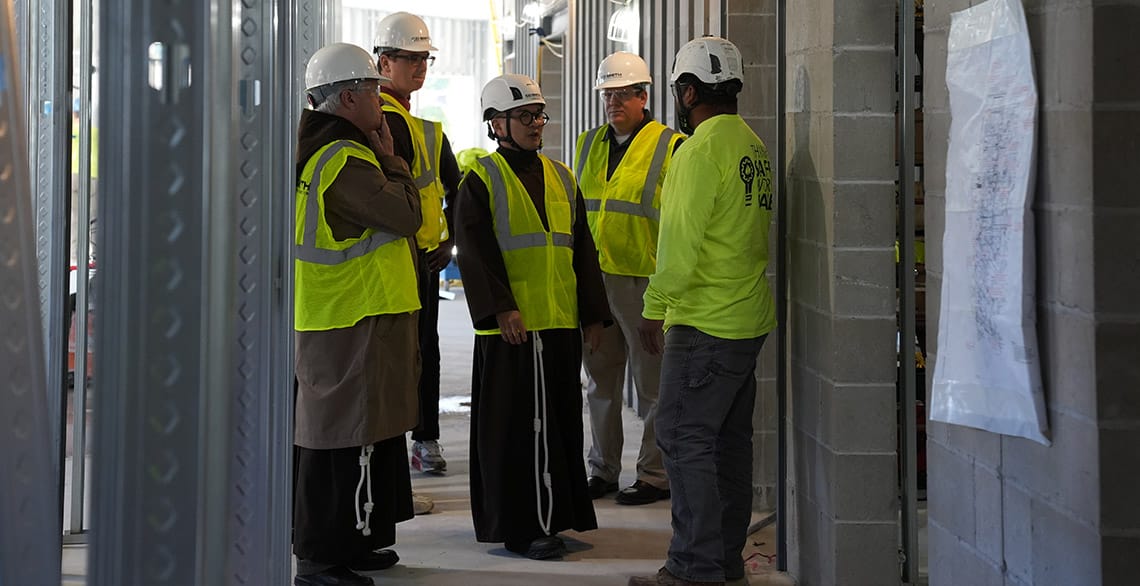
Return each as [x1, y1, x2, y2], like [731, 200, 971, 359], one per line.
[656, 326, 767, 582]
[583, 273, 667, 489]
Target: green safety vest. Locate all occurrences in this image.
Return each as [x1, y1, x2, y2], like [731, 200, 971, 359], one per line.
[574, 121, 682, 277]
[468, 153, 579, 336]
[294, 139, 420, 331]
[381, 94, 449, 250]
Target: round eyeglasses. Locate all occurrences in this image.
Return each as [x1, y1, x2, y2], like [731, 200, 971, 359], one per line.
[509, 110, 550, 126]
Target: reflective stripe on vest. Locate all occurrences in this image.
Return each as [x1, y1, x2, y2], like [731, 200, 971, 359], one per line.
[476, 156, 576, 252]
[295, 140, 402, 265]
[577, 126, 677, 222]
[382, 94, 448, 248]
[575, 126, 602, 181]
[414, 118, 438, 190]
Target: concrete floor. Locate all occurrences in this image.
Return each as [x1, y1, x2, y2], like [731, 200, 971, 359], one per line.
[60, 288, 792, 585]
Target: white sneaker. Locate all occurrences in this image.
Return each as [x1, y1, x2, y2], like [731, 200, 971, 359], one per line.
[411, 440, 447, 474]
[412, 492, 435, 515]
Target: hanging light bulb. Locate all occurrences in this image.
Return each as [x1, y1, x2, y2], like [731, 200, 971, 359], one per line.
[607, 6, 639, 44]
[521, 1, 544, 27]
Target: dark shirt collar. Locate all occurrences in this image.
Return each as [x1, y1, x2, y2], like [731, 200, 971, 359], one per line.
[380, 87, 412, 110]
[496, 145, 540, 165]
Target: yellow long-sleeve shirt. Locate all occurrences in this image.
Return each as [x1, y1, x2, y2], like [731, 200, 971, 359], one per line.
[642, 114, 776, 340]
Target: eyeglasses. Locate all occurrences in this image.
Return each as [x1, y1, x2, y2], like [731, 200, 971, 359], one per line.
[600, 88, 642, 102]
[352, 82, 382, 97]
[388, 53, 436, 67]
[508, 110, 550, 126]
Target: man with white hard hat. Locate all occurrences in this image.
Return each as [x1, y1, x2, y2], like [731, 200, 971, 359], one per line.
[575, 51, 683, 507]
[293, 42, 422, 586]
[454, 73, 611, 561]
[373, 12, 463, 490]
[630, 36, 776, 586]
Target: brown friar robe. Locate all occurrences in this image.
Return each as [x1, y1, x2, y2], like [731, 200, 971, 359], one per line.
[454, 146, 612, 549]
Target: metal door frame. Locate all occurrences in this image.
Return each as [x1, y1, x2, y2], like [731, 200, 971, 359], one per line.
[0, 1, 65, 583]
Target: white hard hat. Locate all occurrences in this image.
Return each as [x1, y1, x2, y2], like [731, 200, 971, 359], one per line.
[670, 36, 744, 85]
[480, 74, 545, 120]
[594, 51, 652, 90]
[374, 11, 438, 53]
[305, 43, 387, 91]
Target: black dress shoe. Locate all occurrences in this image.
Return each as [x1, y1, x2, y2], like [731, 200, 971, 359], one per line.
[294, 566, 375, 586]
[615, 480, 670, 505]
[587, 476, 619, 499]
[347, 549, 399, 571]
[505, 535, 566, 560]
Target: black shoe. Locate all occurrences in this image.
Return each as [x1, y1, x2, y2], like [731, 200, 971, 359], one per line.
[615, 480, 670, 505]
[586, 476, 619, 499]
[505, 535, 566, 560]
[347, 549, 399, 572]
[295, 566, 375, 586]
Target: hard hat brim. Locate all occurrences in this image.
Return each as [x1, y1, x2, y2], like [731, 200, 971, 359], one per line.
[593, 79, 652, 91]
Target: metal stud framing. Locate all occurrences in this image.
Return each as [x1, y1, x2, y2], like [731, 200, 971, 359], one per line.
[295, 0, 326, 117]
[897, 0, 919, 581]
[0, 2, 64, 583]
[562, 0, 613, 168]
[68, 0, 95, 539]
[226, 0, 297, 582]
[562, 0, 723, 167]
[26, 0, 71, 511]
[90, 0, 235, 581]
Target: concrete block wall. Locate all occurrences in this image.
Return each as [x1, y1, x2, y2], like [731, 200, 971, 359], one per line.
[726, 0, 781, 511]
[924, 1, 1140, 584]
[785, 0, 900, 583]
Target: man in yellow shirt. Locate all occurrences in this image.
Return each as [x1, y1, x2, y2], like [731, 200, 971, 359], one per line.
[630, 36, 776, 586]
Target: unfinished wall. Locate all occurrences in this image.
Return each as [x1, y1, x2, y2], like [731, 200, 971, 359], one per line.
[923, 1, 1140, 585]
[724, 0, 781, 511]
[539, 43, 565, 164]
[785, 0, 901, 584]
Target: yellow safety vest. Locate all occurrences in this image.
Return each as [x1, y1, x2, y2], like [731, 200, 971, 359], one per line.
[381, 94, 449, 250]
[574, 121, 682, 277]
[71, 125, 99, 178]
[294, 139, 420, 331]
[468, 153, 579, 336]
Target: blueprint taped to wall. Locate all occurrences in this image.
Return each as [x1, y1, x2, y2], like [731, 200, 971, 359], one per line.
[930, 0, 1049, 445]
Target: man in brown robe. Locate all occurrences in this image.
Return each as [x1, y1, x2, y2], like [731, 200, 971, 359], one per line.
[454, 73, 611, 561]
[293, 43, 422, 586]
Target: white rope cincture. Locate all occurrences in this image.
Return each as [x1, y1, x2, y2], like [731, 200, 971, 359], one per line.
[532, 331, 554, 536]
[354, 444, 375, 536]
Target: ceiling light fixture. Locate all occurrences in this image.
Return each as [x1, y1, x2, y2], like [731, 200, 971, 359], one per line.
[607, 6, 639, 44]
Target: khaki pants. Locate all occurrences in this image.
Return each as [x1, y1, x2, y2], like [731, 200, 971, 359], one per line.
[583, 273, 666, 489]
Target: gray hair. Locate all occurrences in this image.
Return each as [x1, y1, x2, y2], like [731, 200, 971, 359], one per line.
[307, 80, 360, 114]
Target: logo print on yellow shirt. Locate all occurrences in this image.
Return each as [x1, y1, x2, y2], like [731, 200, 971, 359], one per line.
[739, 156, 757, 206]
